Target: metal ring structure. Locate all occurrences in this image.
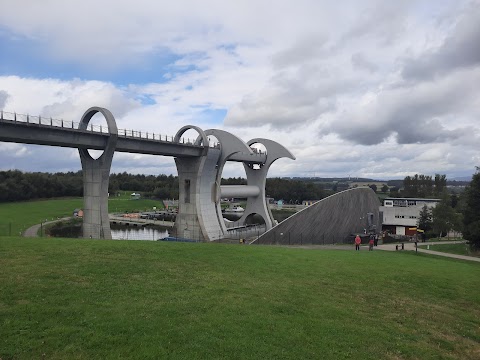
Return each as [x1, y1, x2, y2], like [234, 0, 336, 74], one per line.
[235, 138, 296, 231]
[174, 125, 209, 147]
[78, 107, 118, 161]
[204, 129, 256, 232]
[247, 138, 296, 164]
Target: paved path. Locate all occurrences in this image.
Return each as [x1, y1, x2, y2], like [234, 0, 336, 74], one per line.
[376, 240, 480, 263]
[23, 217, 71, 237]
[280, 244, 352, 250]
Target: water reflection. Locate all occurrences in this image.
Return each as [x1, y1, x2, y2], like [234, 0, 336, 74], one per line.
[111, 226, 169, 241]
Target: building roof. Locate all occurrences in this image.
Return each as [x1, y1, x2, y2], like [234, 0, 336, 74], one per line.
[384, 197, 440, 202]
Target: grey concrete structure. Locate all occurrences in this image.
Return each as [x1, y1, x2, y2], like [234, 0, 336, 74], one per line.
[239, 139, 295, 229]
[0, 111, 268, 161]
[78, 107, 117, 239]
[172, 129, 296, 241]
[0, 111, 205, 157]
[173, 126, 222, 241]
[253, 187, 380, 245]
[0, 107, 294, 241]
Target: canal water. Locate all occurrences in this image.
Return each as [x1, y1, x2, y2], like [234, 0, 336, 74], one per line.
[109, 211, 293, 241]
[110, 226, 169, 241]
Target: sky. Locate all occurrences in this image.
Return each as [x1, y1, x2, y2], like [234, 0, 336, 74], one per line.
[1, 0, 479, 180]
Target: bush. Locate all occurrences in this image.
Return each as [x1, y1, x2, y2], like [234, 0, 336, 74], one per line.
[47, 218, 82, 238]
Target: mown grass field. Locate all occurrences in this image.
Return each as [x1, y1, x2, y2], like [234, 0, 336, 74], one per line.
[0, 197, 164, 236]
[1, 237, 479, 359]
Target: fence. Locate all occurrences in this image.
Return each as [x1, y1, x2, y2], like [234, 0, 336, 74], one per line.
[0, 110, 220, 147]
[252, 231, 358, 246]
[0, 223, 13, 236]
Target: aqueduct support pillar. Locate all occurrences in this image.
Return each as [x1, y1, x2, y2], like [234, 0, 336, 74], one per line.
[173, 126, 222, 241]
[78, 107, 117, 239]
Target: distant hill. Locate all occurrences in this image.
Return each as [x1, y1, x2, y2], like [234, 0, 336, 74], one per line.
[291, 177, 471, 188]
[291, 177, 385, 183]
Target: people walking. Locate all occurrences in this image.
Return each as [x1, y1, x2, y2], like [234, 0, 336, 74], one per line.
[355, 234, 361, 251]
[369, 236, 374, 251]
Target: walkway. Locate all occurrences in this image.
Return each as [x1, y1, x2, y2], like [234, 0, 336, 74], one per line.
[376, 240, 480, 263]
[23, 217, 71, 237]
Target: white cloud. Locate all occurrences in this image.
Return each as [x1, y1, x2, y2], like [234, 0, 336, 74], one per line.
[0, 76, 140, 121]
[0, 0, 479, 180]
[328, 66, 480, 146]
[0, 90, 9, 109]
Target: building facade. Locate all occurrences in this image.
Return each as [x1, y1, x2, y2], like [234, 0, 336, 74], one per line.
[380, 197, 440, 236]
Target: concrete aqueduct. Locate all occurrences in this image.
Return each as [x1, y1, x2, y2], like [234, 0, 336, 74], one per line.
[0, 107, 295, 241]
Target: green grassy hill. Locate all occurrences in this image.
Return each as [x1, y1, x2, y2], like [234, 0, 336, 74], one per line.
[1, 237, 479, 359]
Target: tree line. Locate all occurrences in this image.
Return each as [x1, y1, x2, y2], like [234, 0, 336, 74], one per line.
[391, 173, 447, 198]
[0, 170, 326, 204]
[461, 168, 480, 250]
[407, 171, 480, 250]
[0, 170, 83, 202]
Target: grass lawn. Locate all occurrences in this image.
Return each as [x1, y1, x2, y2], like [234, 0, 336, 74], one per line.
[0, 198, 83, 236]
[108, 197, 164, 214]
[424, 242, 480, 258]
[1, 237, 479, 359]
[0, 197, 164, 236]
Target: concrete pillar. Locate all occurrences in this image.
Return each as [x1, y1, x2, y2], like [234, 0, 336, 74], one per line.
[78, 107, 117, 239]
[174, 149, 221, 241]
[173, 126, 222, 241]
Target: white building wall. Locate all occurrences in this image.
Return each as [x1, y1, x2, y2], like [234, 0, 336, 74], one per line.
[380, 198, 440, 234]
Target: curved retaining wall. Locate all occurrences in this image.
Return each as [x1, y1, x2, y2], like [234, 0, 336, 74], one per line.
[253, 187, 380, 245]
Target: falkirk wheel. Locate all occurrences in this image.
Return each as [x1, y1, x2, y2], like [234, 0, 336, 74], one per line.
[173, 127, 296, 241]
[78, 107, 295, 241]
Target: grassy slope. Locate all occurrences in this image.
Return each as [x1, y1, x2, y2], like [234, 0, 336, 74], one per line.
[1, 238, 479, 360]
[0, 198, 164, 236]
[0, 198, 83, 236]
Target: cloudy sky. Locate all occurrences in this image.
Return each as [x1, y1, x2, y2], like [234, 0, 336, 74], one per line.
[1, 0, 479, 180]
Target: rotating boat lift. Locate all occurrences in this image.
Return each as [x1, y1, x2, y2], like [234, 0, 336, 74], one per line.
[173, 128, 295, 241]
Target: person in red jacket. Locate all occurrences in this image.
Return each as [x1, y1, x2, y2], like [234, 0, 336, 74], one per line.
[355, 234, 361, 251]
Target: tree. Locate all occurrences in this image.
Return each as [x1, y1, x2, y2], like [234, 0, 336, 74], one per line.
[462, 168, 480, 250]
[402, 173, 445, 198]
[450, 193, 459, 208]
[389, 186, 400, 197]
[434, 174, 447, 195]
[368, 184, 377, 193]
[417, 204, 433, 233]
[381, 184, 389, 193]
[431, 192, 457, 237]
